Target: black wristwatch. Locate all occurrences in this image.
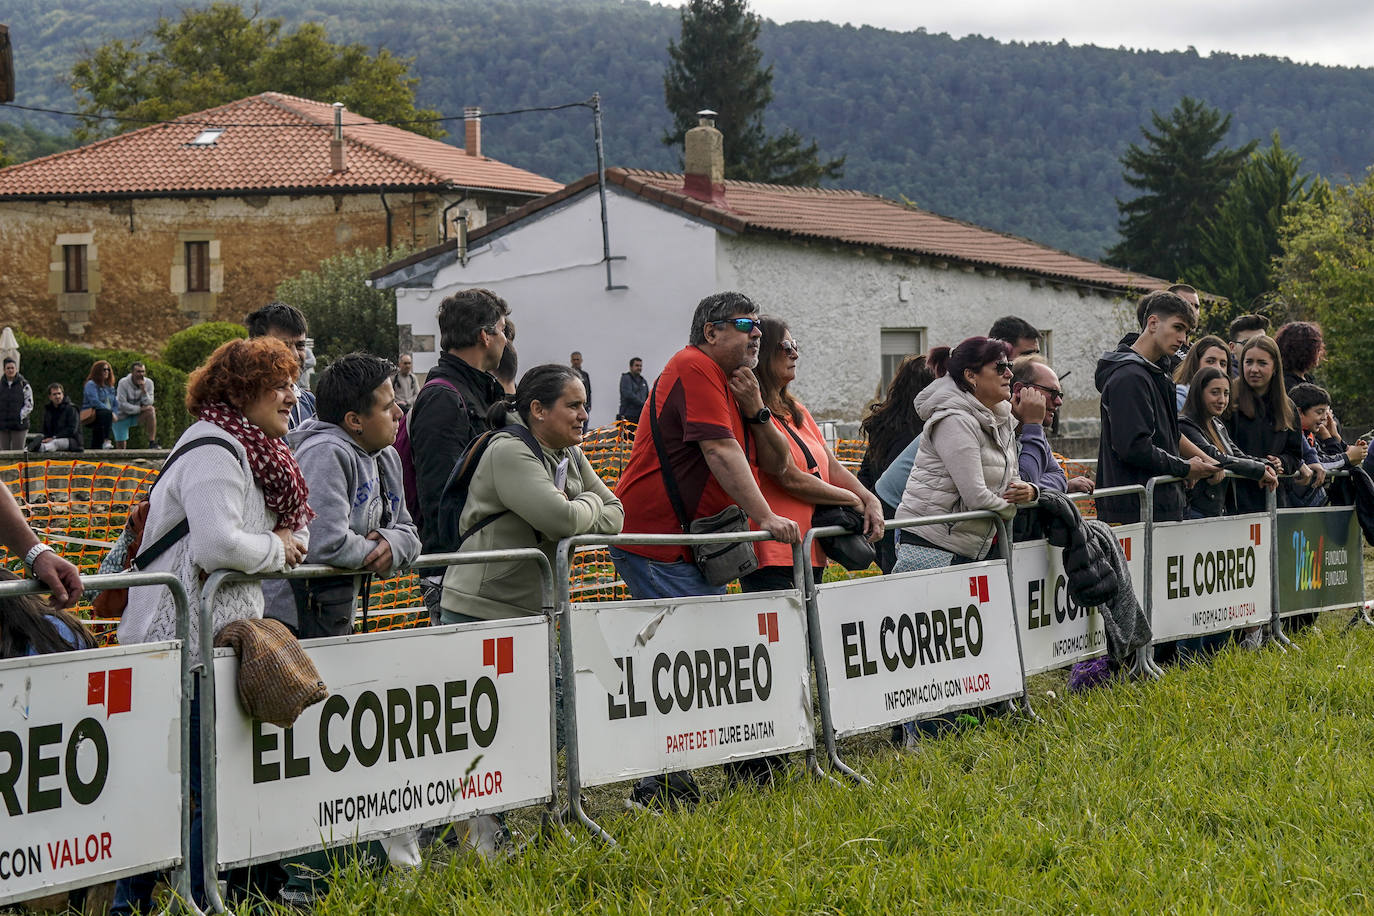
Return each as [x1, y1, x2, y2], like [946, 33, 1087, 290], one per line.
[745, 407, 772, 424]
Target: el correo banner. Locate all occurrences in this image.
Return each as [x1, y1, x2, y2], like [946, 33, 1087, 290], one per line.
[1013, 523, 1144, 676]
[569, 591, 813, 788]
[214, 619, 553, 868]
[0, 642, 182, 905]
[814, 560, 1023, 739]
[1149, 512, 1271, 641]
[1276, 507, 1364, 616]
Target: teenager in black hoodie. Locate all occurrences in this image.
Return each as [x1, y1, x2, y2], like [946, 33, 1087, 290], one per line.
[1095, 291, 1219, 524]
[32, 382, 82, 452]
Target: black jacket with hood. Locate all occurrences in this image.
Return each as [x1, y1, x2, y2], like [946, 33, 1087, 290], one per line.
[1095, 334, 1190, 524]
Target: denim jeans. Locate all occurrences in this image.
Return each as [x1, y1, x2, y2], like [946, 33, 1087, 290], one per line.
[609, 547, 725, 600]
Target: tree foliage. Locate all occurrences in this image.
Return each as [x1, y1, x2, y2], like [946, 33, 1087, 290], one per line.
[1194, 134, 1326, 333]
[1275, 173, 1374, 427]
[1109, 97, 1257, 281]
[663, 0, 842, 185]
[161, 321, 248, 373]
[68, 2, 441, 141]
[275, 247, 412, 366]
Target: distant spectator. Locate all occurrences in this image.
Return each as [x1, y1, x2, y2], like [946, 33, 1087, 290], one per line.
[1173, 334, 1231, 410]
[81, 359, 118, 449]
[392, 354, 419, 413]
[0, 357, 32, 450]
[495, 321, 519, 395]
[570, 350, 591, 431]
[618, 356, 649, 422]
[859, 354, 937, 573]
[1229, 334, 1309, 513]
[115, 361, 159, 448]
[1095, 291, 1218, 524]
[245, 301, 317, 429]
[1227, 314, 1271, 369]
[1275, 321, 1325, 391]
[1011, 356, 1092, 495]
[32, 382, 82, 452]
[988, 316, 1042, 357]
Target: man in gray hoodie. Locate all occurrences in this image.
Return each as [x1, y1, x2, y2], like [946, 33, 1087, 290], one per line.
[264, 353, 420, 637]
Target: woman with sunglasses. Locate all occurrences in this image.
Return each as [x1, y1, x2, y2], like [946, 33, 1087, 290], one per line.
[894, 336, 1035, 572]
[81, 359, 118, 449]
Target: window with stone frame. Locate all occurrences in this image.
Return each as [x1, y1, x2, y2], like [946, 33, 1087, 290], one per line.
[63, 244, 88, 293]
[185, 240, 211, 293]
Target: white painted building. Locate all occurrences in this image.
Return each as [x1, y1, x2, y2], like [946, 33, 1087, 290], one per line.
[373, 120, 1174, 433]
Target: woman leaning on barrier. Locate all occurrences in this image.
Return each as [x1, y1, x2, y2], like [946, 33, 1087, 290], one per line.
[1228, 335, 1309, 514]
[1178, 366, 1276, 519]
[113, 336, 311, 915]
[746, 316, 882, 591]
[893, 336, 1037, 572]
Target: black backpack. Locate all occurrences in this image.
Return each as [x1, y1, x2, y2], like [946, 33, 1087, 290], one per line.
[430, 424, 543, 554]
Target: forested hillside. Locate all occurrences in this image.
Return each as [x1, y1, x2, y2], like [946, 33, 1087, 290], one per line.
[6, 0, 1374, 258]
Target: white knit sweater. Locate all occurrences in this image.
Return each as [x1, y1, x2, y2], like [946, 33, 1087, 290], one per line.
[117, 421, 307, 661]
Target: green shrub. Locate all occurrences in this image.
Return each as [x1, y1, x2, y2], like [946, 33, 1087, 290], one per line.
[161, 321, 247, 373]
[16, 333, 191, 447]
[276, 246, 412, 365]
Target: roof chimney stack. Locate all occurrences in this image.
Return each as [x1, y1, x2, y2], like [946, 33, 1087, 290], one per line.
[683, 109, 726, 206]
[464, 106, 482, 157]
[330, 102, 347, 173]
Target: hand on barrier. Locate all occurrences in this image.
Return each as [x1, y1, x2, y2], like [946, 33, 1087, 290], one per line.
[362, 530, 394, 573]
[1003, 479, 1036, 504]
[1348, 440, 1369, 465]
[1308, 463, 1326, 488]
[859, 493, 885, 542]
[727, 366, 765, 416]
[1185, 455, 1221, 484]
[1067, 476, 1094, 495]
[32, 549, 82, 609]
[1260, 466, 1279, 490]
[1295, 463, 1314, 486]
[275, 527, 307, 567]
[760, 512, 801, 545]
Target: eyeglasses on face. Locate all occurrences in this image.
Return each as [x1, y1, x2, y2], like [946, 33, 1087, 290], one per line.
[779, 339, 801, 355]
[713, 317, 760, 334]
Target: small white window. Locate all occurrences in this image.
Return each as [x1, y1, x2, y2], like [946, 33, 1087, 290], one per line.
[189, 128, 224, 146]
[1039, 329, 1053, 365]
[880, 328, 926, 390]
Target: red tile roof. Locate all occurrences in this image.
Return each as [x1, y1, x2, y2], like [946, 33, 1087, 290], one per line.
[375, 167, 1177, 297]
[0, 92, 562, 199]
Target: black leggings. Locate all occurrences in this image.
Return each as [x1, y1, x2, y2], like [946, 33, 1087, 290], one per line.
[88, 407, 112, 447]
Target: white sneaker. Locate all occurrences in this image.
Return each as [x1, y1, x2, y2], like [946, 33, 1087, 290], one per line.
[101, 440, 113, 449]
[40, 440, 58, 452]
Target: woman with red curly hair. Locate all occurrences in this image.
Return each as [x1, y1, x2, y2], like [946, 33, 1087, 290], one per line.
[114, 336, 312, 913]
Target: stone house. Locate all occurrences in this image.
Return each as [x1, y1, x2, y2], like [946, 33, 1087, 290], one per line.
[371, 117, 1177, 432]
[0, 92, 560, 351]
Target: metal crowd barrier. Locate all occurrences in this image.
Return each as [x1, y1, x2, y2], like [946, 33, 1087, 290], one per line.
[0, 571, 200, 914]
[554, 530, 812, 844]
[197, 549, 559, 913]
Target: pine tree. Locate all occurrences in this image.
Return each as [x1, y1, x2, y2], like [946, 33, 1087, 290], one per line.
[1107, 97, 1255, 280]
[662, 0, 843, 186]
[1195, 133, 1324, 332]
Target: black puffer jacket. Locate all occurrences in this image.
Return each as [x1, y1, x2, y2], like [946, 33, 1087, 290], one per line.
[1178, 414, 1269, 517]
[1034, 489, 1117, 608]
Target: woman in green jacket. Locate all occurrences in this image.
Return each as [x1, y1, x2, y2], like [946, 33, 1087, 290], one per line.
[440, 363, 623, 621]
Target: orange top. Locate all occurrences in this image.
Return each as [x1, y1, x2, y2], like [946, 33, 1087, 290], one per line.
[753, 403, 830, 569]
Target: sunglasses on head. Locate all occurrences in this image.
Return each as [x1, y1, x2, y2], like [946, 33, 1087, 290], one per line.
[713, 317, 760, 333]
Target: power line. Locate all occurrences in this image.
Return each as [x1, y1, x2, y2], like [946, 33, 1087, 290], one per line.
[0, 98, 596, 130]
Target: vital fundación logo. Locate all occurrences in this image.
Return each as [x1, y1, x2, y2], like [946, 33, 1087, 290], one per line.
[1292, 529, 1323, 591]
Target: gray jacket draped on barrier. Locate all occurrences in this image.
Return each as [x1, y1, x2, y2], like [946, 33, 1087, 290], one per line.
[1084, 519, 1150, 660]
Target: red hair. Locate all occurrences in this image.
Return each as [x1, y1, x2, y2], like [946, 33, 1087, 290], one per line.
[186, 338, 299, 413]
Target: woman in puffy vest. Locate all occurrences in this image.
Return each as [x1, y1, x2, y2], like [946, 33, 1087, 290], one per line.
[0, 357, 32, 450]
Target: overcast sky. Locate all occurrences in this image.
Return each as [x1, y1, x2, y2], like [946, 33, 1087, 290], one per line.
[747, 0, 1374, 68]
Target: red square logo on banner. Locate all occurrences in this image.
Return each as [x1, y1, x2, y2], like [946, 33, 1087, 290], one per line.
[107, 668, 132, 715]
[1250, 523, 1262, 546]
[1120, 537, 1132, 562]
[757, 612, 779, 643]
[968, 575, 989, 603]
[483, 637, 514, 675]
[88, 671, 105, 707]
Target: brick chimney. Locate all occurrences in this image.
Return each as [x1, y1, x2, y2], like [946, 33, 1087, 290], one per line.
[464, 106, 482, 157]
[682, 109, 726, 206]
[329, 102, 347, 173]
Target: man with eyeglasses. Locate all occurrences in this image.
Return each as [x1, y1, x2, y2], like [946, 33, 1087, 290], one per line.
[612, 291, 799, 809]
[1011, 356, 1093, 495]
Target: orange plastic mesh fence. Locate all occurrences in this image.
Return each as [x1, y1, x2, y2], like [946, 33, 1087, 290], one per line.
[3, 441, 1098, 639]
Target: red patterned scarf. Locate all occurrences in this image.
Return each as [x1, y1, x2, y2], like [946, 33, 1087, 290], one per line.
[196, 401, 315, 531]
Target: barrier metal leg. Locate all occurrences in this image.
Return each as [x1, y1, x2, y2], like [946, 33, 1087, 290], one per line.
[799, 559, 868, 786]
[995, 520, 1034, 721]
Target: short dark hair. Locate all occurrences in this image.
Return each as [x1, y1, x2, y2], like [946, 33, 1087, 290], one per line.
[629, 357, 642, 366]
[1167, 283, 1198, 298]
[495, 341, 519, 386]
[689, 291, 757, 346]
[1289, 382, 1331, 412]
[245, 301, 307, 338]
[947, 336, 1012, 393]
[47, 382, 63, 393]
[129, 361, 145, 371]
[315, 353, 396, 424]
[487, 363, 581, 427]
[1274, 321, 1324, 376]
[988, 316, 1040, 345]
[437, 288, 509, 352]
[1228, 314, 1270, 339]
[1136, 290, 1196, 330]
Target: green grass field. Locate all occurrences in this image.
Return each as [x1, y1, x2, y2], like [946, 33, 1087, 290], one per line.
[292, 612, 1374, 915]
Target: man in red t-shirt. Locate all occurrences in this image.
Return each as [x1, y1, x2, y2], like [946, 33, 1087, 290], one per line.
[612, 291, 799, 598]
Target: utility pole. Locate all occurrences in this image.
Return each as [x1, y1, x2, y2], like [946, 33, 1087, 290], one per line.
[0, 25, 13, 103]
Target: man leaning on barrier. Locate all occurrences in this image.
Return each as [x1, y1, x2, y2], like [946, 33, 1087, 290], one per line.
[611, 291, 800, 808]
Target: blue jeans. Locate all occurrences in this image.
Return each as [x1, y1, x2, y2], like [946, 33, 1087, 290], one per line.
[112, 686, 205, 914]
[609, 547, 725, 600]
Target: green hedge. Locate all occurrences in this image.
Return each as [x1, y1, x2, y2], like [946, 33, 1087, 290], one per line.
[161, 321, 247, 373]
[15, 333, 191, 448]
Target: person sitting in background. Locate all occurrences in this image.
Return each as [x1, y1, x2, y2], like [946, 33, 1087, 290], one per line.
[1178, 367, 1276, 519]
[32, 382, 83, 452]
[392, 354, 419, 413]
[1228, 335, 1310, 513]
[895, 337, 1037, 572]
[81, 359, 118, 449]
[1288, 383, 1367, 508]
[1173, 334, 1231, 410]
[114, 336, 311, 915]
[859, 353, 936, 573]
[0, 357, 32, 451]
[115, 360, 159, 448]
